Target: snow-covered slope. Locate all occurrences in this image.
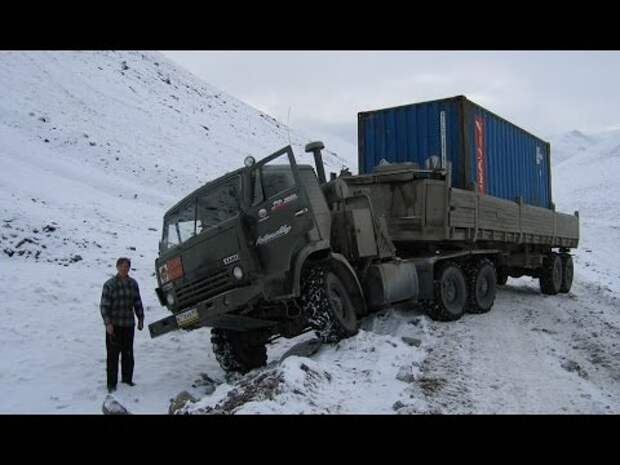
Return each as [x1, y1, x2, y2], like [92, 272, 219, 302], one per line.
[0, 51, 356, 273]
[1, 51, 618, 414]
[551, 129, 620, 295]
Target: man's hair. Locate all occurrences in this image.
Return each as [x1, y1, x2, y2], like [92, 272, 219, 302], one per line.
[116, 257, 131, 267]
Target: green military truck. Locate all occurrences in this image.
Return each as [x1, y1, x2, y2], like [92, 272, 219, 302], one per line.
[149, 141, 579, 373]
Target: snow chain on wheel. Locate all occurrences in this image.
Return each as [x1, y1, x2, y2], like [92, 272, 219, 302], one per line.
[427, 260, 468, 322]
[559, 253, 574, 293]
[539, 252, 563, 295]
[300, 263, 358, 343]
[465, 258, 497, 314]
[210, 328, 268, 374]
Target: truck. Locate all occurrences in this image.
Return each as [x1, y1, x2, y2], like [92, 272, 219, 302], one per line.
[148, 97, 579, 374]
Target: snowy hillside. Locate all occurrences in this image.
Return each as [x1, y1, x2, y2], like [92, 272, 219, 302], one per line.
[1, 51, 618, 414]
[551, 129, 620, 296]
[0, 51, 356, 267]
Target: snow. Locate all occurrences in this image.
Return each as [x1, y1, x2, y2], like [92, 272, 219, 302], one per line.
[1, 51, 619, 414]
[552, 128, 620, 295]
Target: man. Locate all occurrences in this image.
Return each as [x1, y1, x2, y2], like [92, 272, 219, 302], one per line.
[100, 257, 144, 393]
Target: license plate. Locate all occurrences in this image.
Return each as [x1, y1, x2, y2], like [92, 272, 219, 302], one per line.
[176, 308, 200, 328]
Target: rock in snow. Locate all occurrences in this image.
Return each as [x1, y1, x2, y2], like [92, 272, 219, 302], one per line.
[401, 336, 422, 347]
[561, 360, 589, 379]
[392, 400, 406, 411]
[168, 391, 197, 415]
[102, 395, 131, 415]
[279, 338, 323, 362]
[396, 365, 416, 384]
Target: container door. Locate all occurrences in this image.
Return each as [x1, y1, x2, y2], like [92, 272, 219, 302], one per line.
[534, 143, 550, 208]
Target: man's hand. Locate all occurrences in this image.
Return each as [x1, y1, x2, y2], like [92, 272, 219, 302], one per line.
[137, 319, 144, 331]
[106, 324, 114, 336]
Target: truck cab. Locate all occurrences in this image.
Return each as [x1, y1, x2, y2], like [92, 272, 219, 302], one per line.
[148, 145, 365, 373]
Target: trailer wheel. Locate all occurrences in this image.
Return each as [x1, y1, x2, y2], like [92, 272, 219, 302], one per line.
[497, 267, 508, 286]
[428, 261, 468, 321]
[466, 258, 497, 314]
[301, 263, 358, 343]
[539, 252, 563, 295]
[210, 328, 268, 374]
[559, 254, 574, 293]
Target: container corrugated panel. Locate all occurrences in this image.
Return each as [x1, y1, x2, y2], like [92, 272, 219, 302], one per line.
[358, 95, 553, 209]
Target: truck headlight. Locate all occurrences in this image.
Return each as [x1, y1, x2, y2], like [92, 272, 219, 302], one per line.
[233, 266, 244, 280]
[166, 292, 175, 306]
[159, 263, 169, 284]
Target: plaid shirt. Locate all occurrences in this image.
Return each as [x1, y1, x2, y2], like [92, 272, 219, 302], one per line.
[100, 275, 144, 327]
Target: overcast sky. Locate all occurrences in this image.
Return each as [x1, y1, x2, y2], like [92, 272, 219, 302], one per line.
[163, 51, 620, 146]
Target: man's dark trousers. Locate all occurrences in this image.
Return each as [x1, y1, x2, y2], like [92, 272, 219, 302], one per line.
[106, 326, 135, 389]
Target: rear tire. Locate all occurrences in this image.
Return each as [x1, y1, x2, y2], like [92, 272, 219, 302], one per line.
[427, 261, 468, 321]
[559, 254, 574, 293]
[497, 267, 508, 286]
[466, 258, 497, 314]
[210, 328, 268, 374]
[301, 263, 358, 343]
[539, 252, 563, 295]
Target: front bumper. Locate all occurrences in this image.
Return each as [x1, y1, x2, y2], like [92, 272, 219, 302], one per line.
[148, 283, 274, 338]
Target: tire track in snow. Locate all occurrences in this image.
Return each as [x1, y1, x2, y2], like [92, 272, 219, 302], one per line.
[412, 277, 620, 413]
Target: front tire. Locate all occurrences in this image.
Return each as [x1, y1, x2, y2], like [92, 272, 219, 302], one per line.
[427, 261, 468, 321]
[465, 258, 497, 314]
[210, 328, 268, 374]
[301, 263, 358, 343]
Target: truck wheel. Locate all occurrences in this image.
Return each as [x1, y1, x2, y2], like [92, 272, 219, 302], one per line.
[559, 254, 574, 293]
[210, 328, 268, 374]
[428, 261, 468, 321]
[497, 267, 508, 286]
[539, 252, 563, 295]
[465, 258, 497, 314]
[301, 264, 358, 343]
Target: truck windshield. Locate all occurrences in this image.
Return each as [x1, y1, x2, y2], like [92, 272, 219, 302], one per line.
[162, 176, 241, 251]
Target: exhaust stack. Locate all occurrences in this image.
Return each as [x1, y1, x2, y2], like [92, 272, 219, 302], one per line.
[305, 141, 327, 185]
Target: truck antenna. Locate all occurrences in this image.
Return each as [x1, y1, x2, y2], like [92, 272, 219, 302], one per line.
[287, 106, 292, 145]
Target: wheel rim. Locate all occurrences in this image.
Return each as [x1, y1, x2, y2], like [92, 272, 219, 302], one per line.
[475, 264, 496, 310]
[441, 268, 465, 315]
[444, 279, 457, 302]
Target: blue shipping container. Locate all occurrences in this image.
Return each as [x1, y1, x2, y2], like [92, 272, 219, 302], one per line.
[357, 95, 552, 209]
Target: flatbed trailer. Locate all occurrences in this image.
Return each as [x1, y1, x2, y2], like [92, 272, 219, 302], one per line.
[330, 162, 579, 306]
[341, 165, 579, 248]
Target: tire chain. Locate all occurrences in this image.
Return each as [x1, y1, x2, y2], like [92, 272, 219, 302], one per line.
[300, 265, 344, 343]
[210, 328, 267, 374]
[210, 328, 243, 373]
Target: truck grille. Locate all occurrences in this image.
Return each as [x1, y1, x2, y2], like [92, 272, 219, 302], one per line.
[175, 269, 234, 308]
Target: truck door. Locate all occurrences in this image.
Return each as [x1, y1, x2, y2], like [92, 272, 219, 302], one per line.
[247, 146, 316, 284]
